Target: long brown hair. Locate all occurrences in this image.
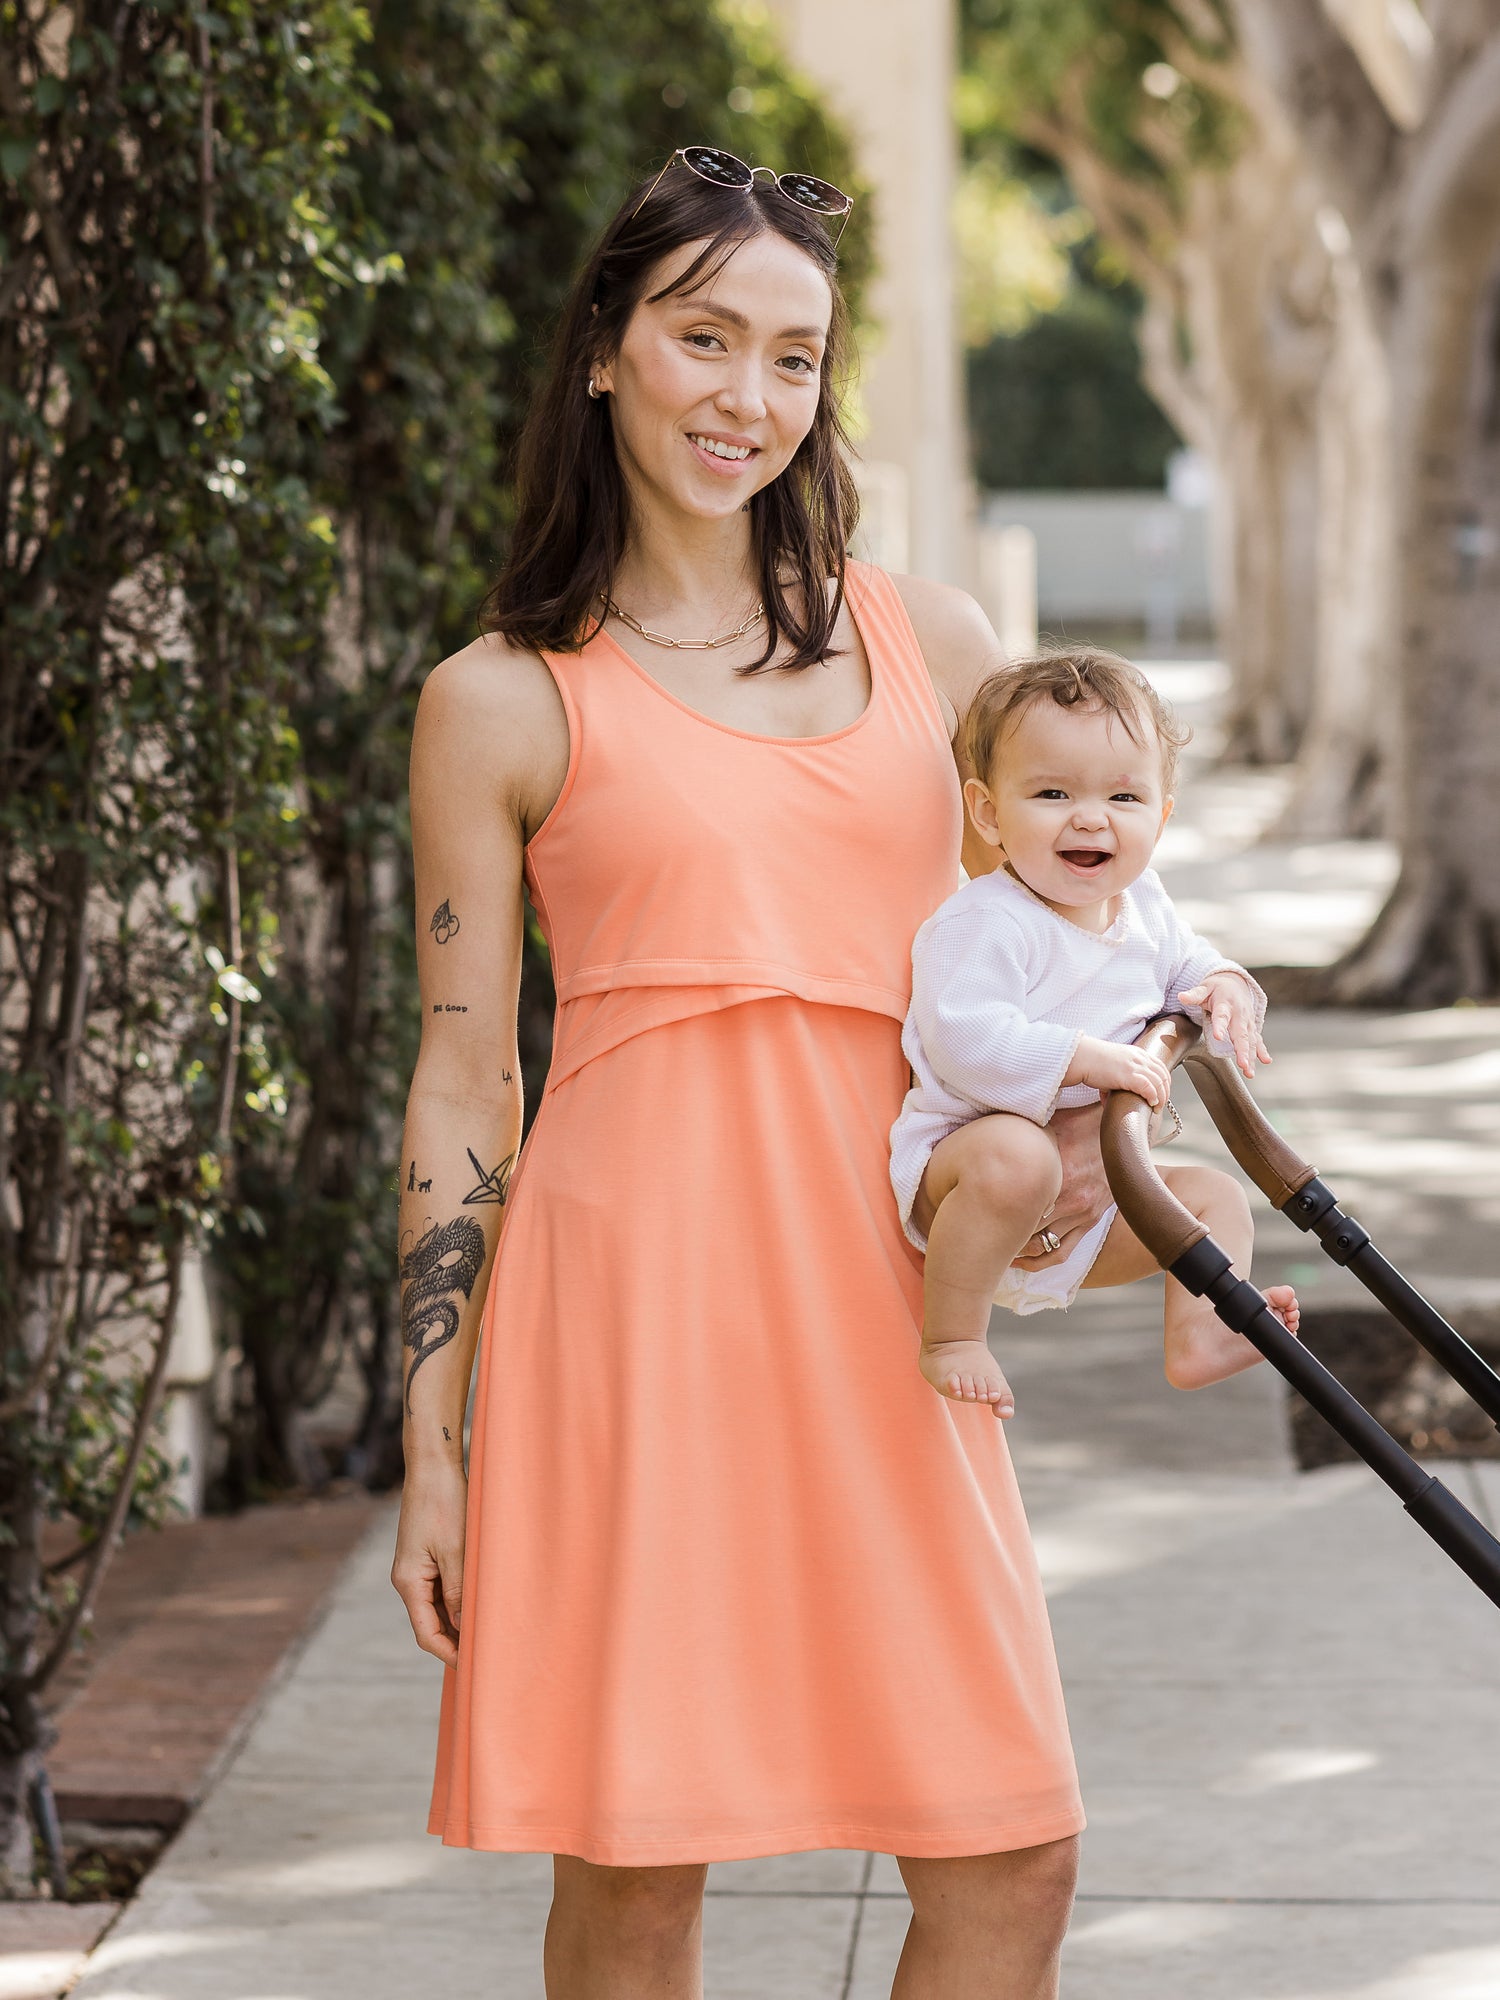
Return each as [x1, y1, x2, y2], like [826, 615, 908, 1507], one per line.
[482, 162, 860, 672]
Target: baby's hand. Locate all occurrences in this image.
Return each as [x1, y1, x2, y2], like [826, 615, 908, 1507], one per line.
[1066, 1035, 1173, 1108]
[1178, 973, 1269, 1081]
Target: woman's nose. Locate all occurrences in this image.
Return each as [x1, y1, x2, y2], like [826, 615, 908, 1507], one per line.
[714, 371, 768, 423]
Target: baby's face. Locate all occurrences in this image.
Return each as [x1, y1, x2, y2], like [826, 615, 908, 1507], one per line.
[969, 698, 1171, 910]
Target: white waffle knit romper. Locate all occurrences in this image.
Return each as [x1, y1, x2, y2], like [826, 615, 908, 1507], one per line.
[889, 865, 1266, 1312]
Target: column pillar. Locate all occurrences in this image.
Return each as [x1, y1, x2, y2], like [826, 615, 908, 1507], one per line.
[767, 0, 971, 584]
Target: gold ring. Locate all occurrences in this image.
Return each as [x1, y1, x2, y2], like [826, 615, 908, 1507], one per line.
[1038, 1228, 1062, 1255]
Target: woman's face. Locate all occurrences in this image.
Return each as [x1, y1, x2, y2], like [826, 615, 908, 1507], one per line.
[594, 230, 833, 526]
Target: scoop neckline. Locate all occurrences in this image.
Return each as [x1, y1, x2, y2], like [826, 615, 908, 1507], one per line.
[996, 864, 1131, 943]
[589, 576, 880, 747]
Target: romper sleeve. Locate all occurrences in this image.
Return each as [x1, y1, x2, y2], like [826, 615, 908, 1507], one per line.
[1153, 884, 1268, 1061]
[909, 908, 1082, 1125]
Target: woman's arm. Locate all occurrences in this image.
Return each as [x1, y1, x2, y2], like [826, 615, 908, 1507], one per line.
[889, 572, 1006, 882]
[390, 636, 568, 1665]
[890, 572, 1112, 1264]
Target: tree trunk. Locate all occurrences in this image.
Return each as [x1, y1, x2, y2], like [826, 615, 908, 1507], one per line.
[0, 1469, 53, 1895]
[1233, 1, 1500, 1001]
[1174, 110, 1330, 764]
[1081, 88, 1336, 772]
[1327, 253, 1500, 1000]
[1273, 229, 1395, 840]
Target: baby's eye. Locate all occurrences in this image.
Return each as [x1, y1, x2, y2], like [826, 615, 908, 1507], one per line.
[1110, 791, 1143, 803]
[1036, 788, 1068, 800]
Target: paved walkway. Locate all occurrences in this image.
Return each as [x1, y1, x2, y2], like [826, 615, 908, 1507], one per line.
[64, 671, 1500, 1999]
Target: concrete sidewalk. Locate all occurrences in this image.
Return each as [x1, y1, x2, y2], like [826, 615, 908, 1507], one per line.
[64, 672, 1500, 1999]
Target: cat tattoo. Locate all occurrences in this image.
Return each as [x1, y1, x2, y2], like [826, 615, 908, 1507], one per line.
[399, 1216, 485, 1413]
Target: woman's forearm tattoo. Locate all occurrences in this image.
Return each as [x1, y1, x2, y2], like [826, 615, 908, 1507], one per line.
[462, 1146, 514, 1206]
[399, 1215, 485, 1413]
[430, 899, 460, 945]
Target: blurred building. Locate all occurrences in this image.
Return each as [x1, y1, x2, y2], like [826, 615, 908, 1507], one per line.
[767, 0, 971, 586]
[983, 451, 1218, 647]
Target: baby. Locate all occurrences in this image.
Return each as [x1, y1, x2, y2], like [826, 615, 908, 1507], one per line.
[891, 646, 1299, 1417]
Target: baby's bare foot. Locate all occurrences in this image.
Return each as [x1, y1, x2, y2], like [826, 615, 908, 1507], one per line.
[918, 1340, 1014, 1418]
[1265, 1284, 1301, 1335]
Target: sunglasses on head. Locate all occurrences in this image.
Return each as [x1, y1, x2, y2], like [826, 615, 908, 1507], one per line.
[631, 146, 853, 246]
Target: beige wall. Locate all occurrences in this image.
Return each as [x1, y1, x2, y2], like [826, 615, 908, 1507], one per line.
[767, 0, 972, 585]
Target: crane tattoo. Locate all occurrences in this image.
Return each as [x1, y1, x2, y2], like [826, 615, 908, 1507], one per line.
[400, 1216, 485, 1413]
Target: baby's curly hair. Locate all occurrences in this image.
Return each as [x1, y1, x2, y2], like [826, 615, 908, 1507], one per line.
[965, 646, 1191, 794]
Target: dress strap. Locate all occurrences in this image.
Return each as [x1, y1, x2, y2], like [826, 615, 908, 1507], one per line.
[844, 561, 953, 743]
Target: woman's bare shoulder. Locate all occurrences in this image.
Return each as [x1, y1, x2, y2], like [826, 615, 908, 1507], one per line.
[414, 629, 570, 835]
[886, 574, 1004, 732]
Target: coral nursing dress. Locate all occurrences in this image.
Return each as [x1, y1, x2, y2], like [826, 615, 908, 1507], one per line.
[426, 561, 1084, 1865]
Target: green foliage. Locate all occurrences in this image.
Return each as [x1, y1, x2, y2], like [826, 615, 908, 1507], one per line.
[957, 0, 1237, 487]
[959, 0, 1242, 195]
[0, 0, 378, 1831]
[968, 283, 1182, 489]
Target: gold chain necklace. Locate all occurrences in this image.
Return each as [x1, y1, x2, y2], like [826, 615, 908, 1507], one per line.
[600, 591, 765, 652]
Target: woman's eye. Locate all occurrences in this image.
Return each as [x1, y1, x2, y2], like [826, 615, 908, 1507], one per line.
[684, 331, 724, 351]
[780, 353, 817, 374]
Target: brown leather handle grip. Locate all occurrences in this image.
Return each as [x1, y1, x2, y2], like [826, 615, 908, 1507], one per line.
[1182, 1040, 1318, 1212]
[1099, 1014, 1212, 1269]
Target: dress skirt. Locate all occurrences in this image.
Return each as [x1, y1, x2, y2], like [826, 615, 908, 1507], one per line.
[427, 992, 1084, 1865]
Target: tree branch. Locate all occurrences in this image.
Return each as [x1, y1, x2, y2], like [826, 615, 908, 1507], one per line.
[0, 1202, 81, 1423]
[1400, 31, 1500, 262]
[24, 1225, 187, 1698]
[1228, 0, 1399, 229]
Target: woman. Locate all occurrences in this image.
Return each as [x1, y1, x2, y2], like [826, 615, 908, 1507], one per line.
[391, 149, 1109, 1998]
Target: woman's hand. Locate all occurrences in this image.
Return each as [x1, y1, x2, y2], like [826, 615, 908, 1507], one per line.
[1010, 1099, 1112, 1268]
[392, 1459, 469, 1669]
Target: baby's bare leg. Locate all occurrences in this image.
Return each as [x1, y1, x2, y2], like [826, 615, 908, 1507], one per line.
[914, 1116, 1061, 1417]
[1157, 1165, 1299, 1388]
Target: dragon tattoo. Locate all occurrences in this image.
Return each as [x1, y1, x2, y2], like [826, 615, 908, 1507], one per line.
[400, 1215, 485, 1413]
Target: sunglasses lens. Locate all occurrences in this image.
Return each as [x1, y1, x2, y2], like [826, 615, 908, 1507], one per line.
[681, 146, 753, 189]
[777, 172, 849, 215]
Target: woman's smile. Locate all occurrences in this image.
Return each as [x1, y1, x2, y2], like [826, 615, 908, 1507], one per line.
[685, 428, 760, 473]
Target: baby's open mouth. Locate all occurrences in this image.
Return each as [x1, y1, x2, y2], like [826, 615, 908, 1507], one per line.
[1058, 848, 1112, 871]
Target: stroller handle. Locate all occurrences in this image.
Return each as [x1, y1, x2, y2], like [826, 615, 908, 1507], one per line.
[1096, 1012, 1206, 1270]
[1098, 1012, 1500, 1610]
[1182, 1020, 1500, 1430]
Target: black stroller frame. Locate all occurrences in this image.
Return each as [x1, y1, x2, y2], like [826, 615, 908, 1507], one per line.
[1099, 1014, 1500, 1611]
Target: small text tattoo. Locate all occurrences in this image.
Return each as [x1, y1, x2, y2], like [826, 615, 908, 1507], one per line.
[502, 1069, 514, 1084]
[432, 1002, 469, 1013]
[442, 1426, 452, 1442]
[400, 1216, 485, 1414]
[462, 1145, 515, 1207]
[430, 899, 461, 946]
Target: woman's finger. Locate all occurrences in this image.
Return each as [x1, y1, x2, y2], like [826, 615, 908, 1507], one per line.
[394, 1567, 460, 1669]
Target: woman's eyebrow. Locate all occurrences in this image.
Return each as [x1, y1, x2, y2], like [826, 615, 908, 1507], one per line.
[673, 299, 825, 341]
